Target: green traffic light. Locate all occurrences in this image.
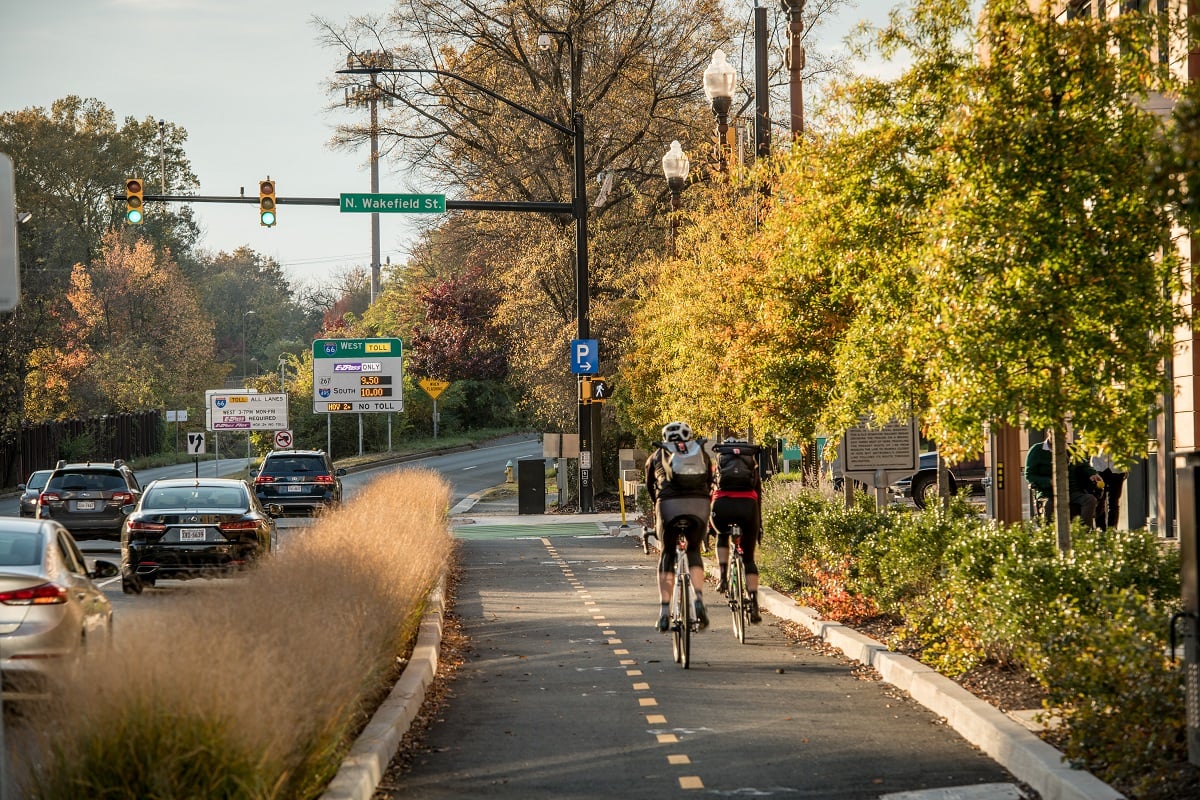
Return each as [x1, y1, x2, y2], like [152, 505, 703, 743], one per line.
[260, 210, 276, 227]
[126, 209, 143, 224]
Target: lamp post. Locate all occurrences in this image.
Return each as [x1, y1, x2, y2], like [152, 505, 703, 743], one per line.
[338, 49, 596, 512]
[703, 49, 736, 173]
[662, 141, 690, 256]
[241, 310, 255, 383]
[781, 0, 806, 140]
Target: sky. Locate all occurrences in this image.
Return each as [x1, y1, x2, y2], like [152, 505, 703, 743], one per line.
[0, 0, 894, 290]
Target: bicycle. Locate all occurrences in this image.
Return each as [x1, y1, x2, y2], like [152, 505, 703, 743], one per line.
[667, 520, 699, 668]
[725, 522, 749, 643]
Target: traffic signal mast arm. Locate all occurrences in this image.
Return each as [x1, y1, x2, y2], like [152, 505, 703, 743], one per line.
[110, 192, 572, 213]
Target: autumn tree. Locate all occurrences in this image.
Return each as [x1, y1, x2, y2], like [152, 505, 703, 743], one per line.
[26, 231, 223, 419]
[919, 1, 1184, 549]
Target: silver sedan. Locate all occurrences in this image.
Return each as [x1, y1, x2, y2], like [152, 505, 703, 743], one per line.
[0, 518, 118, 701]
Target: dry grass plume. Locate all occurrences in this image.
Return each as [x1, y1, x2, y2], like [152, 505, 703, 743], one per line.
[22, 468, 452, 800]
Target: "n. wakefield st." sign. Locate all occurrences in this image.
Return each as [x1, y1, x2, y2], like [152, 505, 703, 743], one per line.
[339, 193, 446, 213]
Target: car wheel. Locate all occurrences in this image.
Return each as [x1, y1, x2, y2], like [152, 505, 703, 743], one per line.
[910, 472, 937, 509]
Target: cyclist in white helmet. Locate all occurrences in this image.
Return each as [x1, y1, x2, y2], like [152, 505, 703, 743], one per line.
[645, 420, 713, 631]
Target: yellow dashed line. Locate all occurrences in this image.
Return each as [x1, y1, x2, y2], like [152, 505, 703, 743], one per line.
[608, 638, 622, 644]
[613, 649, 629, 655]
[619, 659, 636, 666]
[639, 698, 658, 707]
[679, 776, 704, 789]
[627, 669, 642, 676]
[633, 682, 650, 690]
[646, 714, 666, 724]
[657, 733, 678, 743]
[667, 754, 690, 765]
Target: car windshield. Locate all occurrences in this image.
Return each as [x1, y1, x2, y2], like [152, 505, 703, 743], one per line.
[143, 486, 248, 510]
[49, 471, 127, 492]
[0, 531, 42, 566]
[262, 457, 328, 477]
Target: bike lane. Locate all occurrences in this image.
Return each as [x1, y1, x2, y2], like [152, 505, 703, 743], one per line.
[381, 528, 1021, 800]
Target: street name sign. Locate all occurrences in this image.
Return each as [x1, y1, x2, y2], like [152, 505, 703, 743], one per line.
[205, 391, 288, 431]
[339, 193, 446, 213]
[313, 337, 404, 413]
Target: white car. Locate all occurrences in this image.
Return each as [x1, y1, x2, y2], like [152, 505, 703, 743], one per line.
[0, 518, 118, 700]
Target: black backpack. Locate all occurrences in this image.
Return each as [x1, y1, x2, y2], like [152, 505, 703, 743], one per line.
[715, 448, 757, 491]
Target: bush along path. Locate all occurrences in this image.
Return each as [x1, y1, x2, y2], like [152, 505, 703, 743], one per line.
[756, 484, 1199, 800]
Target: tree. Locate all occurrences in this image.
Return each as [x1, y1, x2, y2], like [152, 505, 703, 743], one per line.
[26, 231, 223, 419]
[919, 1, 1184, 549]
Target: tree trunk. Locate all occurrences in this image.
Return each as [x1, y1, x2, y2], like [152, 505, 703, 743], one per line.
[1051, 426, 1072, 552]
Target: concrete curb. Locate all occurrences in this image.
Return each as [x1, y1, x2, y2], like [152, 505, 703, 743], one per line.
[755, 589, 1125, 800]
[319, 580, 445, 800]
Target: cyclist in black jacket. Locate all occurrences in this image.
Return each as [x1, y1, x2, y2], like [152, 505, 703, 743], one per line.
[645, 421, 713, 632]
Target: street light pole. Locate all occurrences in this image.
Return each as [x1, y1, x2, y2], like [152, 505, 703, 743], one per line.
[339, 53, 595, 512]
[781, 0, 807, 140]
[703, 50, 737, 173]
[662, 141, 691, 256]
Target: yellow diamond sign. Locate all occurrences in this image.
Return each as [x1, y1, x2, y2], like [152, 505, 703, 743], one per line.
[419, 378, 450, 399]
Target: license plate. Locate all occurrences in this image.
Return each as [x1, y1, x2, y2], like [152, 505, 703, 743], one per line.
[76, 500, 96, 511]
[179, 528, 206, 542]
[287, 485, 304, 493]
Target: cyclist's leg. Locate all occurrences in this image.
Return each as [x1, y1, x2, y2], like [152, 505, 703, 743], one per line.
[730, 498, 763, 621]
[681, 514, 709, 628]
[654, 503, 677, 631]
[711, 497, 733, 592]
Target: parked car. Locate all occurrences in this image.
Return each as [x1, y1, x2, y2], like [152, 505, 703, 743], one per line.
[252, 450, 346, 516]
[120, 478, 279, 595]
[892, 452, 988, 509]
[17, 468, 54, 517]
[35, 460, 142, 540]
[0, 517, 118, 700]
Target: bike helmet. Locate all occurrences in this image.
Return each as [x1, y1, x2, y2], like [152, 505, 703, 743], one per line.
[661, 421, 693, 443]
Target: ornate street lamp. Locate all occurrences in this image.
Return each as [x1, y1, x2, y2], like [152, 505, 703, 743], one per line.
[702, 49, 736, 173]
[661, 141, 690, 256]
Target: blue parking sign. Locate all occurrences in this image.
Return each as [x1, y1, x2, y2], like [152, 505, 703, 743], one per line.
[571, 339, 599, 374]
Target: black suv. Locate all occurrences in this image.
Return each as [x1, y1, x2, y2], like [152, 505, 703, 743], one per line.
[35, 460, 143, 540]
[252, 450, 345, 516]
[892, 452, 988, 509]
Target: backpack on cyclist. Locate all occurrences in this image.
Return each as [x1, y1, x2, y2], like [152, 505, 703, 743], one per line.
[659, 440, 710, 493]
[715, 448, 757, 491]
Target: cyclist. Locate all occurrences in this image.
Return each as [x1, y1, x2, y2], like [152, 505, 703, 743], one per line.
[710, 438, 764, 623]
[645, 421, 713, 632]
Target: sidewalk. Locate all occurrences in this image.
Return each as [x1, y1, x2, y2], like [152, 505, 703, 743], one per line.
[323, 498, 1125, 800]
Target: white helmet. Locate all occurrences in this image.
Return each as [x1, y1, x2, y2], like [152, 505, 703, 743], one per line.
[661, 421, 692, 443]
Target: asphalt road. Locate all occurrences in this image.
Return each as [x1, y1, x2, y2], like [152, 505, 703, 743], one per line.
[383, 532, 1019, 799]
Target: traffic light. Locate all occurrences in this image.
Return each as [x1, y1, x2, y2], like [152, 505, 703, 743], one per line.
[259, 179, 276, 227]
[124, 178, 144, 225]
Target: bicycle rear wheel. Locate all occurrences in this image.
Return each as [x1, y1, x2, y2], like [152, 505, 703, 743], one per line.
[730, 557, 747, 644]
[678, 573, 691, 668]
[671, 572, 684, 664]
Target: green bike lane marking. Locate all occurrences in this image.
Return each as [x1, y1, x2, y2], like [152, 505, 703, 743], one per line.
[451, 522, 611, 539]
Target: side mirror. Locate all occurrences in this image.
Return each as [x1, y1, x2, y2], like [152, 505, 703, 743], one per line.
[90, 559, 120, 580]
[266, 503, 284, 518]
[336, 468, 347, 477]
[121, 504, 137, 515]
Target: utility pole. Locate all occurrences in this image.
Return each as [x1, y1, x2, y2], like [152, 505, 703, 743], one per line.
[345, 52, 394, 303]
[755, 3, 771, 159]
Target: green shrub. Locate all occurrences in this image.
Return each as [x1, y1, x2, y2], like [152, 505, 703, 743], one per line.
[1036, 590, 1187, 798]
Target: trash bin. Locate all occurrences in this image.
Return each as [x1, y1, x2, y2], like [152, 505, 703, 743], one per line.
[517, 459, 546, 515]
